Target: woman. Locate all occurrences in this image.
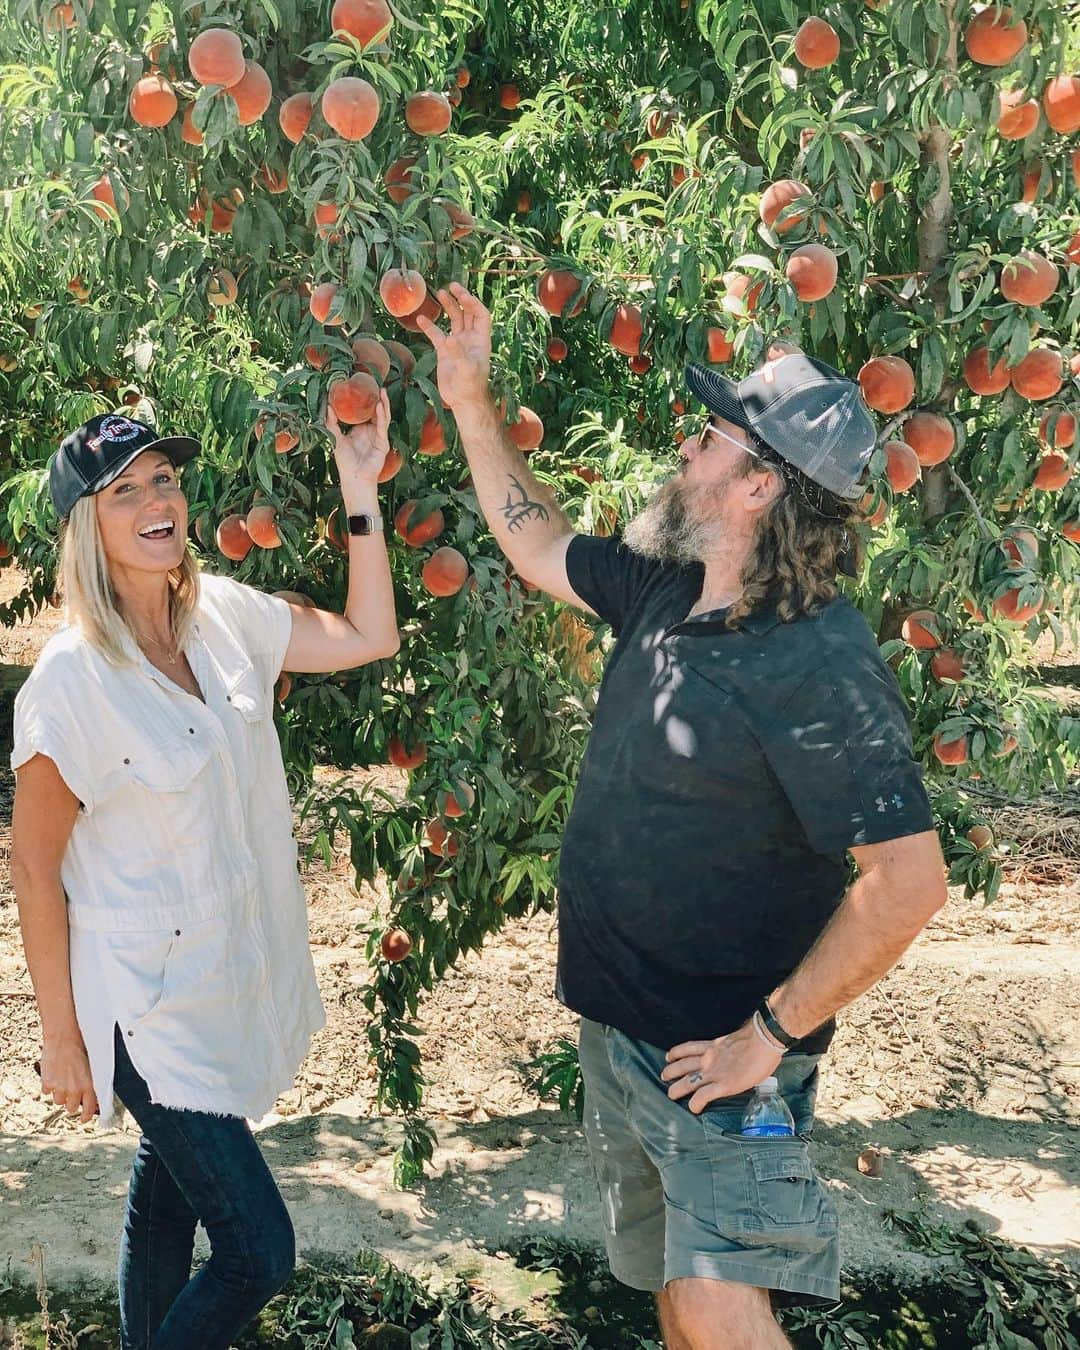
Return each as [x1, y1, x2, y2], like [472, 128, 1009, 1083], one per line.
[10, 397, 399, 1349]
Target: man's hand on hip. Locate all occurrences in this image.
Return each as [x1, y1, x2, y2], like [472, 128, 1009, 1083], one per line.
[662, 1022, 783, 1114]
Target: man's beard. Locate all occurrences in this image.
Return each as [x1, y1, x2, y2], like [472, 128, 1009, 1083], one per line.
[622, 473, 729, 564]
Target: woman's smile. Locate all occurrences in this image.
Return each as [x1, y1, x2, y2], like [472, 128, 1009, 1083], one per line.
[136, 517, 177, 542]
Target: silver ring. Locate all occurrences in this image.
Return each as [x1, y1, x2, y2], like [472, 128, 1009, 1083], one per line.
[688, 1072, 703, 1085]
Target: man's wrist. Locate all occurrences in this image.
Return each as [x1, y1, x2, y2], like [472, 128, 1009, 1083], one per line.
[750, 1009, 787, 1054]
[768, 985, 839, 1047]
[448, 386, 496, 428]
[757, 995, 800, 1048]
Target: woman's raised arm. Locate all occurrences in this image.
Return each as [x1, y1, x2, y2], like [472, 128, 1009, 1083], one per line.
[280, 390, 400, 675]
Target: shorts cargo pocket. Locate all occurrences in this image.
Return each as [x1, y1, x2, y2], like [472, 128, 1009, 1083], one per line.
[720, 1136, 838, 1253]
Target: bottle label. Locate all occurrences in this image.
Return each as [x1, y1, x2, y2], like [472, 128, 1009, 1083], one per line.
[740, 1124, 795, 1137]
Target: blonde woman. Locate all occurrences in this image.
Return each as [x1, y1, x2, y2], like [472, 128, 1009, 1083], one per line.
[10, 403, 399, 1350]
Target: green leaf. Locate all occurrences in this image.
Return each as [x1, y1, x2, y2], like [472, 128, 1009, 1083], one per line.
[96, 310, 119, 370]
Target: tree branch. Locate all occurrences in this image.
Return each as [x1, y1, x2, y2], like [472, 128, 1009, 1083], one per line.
[948, 466, 992, 539]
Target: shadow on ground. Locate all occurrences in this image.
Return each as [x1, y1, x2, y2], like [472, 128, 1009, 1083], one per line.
[3, 1092, 1077, 1303]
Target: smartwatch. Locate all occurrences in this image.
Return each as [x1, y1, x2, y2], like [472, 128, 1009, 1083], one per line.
[347, 512, 384, 536]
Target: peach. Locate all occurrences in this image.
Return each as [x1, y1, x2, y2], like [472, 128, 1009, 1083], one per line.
[380, 928, 412, 962]
[379, 268, 426, 318]
[321, 77, 379, 140]
[932, 732, 968, 766]
[188, 28, 246, 88]
[388, 737, 426, 769]
[859, 356, 916, 414]
[309, 281, 344, 325]
[884, 440, 920, 493]
[351, 337, 391, 381]
[759, 179, 811, 233]
[394, 500, 444, 547]
[903, 412, 955, 467]
[405, 91, 452, 135]
[901, 610, 941, 649]
[421, 545, 469, 596]
[328, 372, 379, 425]
[419, 407, 446, 456]
[245, 503, 282, 548]
[330, 0, 393, 45]
[216, 513, 252, 561]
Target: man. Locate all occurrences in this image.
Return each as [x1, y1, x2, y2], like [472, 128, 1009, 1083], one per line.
[417, 285, 947, 1350]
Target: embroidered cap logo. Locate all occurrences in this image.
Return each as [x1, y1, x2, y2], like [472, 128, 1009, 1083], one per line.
[87, 416, 143, 452]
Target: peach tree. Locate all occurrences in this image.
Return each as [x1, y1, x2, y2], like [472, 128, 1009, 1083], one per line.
[1, 0, 1078, 1175]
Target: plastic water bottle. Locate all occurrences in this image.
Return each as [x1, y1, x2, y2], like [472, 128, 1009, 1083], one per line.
[740, 1077, 796, 1137]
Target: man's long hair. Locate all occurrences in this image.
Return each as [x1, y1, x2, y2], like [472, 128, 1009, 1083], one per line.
[727, 435, 863, 630]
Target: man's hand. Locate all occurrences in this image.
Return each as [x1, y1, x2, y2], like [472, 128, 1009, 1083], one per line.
[662, 1022, 782, 1115]
[415, 282, 492, 409]
[326, 390, 391, 488]
[40, 1030, 98, 1124]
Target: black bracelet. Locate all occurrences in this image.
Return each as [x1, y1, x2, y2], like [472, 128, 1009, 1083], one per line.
[757, 998, 798, 1050]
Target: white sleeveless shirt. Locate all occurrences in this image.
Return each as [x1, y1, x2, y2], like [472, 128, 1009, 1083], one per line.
[11, 573, 326, 1124]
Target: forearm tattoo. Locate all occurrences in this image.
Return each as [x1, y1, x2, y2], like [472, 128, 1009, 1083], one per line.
[501, 475, 551, 534]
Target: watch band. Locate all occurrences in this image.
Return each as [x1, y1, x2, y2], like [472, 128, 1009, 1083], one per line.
[757, 998, 798, 1050]
[347, 512, 384, 536]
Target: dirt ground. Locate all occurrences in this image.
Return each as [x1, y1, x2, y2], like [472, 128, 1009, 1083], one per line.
[0, 565, 1077, 1304]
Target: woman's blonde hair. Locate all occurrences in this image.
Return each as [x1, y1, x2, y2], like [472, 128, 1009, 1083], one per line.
[58, 495, 200, 664]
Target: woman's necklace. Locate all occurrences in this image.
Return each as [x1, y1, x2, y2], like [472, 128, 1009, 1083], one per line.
[136, 629, 180, 665]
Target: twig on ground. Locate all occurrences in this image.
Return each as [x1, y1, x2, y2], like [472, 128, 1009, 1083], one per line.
[871, 985, 934, 1064]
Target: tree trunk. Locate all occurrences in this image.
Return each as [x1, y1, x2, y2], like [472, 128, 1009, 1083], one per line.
[917, 8, 957, 524]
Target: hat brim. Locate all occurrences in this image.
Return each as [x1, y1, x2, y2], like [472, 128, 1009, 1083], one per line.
[684, 364, 756, 437]
[87, 435, 201, 500]
[145, 435, 201, 468]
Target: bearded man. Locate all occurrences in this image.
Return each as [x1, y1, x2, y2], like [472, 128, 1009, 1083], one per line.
[417, 285, 946, 1350]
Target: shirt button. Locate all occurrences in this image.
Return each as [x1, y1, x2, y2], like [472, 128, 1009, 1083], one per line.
[226, 695, 232, 703]
[123, 757, 130, 765]
[174, 929, 181, 936]
[126, 1029, 133, 1037]
[188, 728, 195, 734]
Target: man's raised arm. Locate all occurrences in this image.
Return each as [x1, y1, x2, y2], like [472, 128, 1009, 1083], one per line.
[417, 283, 592, 613]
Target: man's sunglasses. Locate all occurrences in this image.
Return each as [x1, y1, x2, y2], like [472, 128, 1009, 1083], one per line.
[695, 418, 758, 455]
[693, 416, 853, 522]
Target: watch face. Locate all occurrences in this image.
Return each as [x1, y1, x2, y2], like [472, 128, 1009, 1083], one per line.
[347, 513, 383, 535]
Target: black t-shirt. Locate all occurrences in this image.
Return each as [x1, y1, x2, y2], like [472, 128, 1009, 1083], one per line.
[557, 533, 935, 1055]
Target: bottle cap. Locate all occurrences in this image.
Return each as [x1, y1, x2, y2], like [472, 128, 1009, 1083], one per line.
[757, 1076, 779, 1092]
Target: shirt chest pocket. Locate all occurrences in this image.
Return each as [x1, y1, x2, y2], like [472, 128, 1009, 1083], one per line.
[119, 731, 218, 852]
[218, 666, 274, 798]
[224, 665, 271, 725]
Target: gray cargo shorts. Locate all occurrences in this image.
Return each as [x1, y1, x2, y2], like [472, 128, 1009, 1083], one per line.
[578, 1018, 840, 1306]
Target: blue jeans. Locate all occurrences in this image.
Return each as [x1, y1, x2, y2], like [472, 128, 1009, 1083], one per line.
[112, 1025, 295, 1350]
